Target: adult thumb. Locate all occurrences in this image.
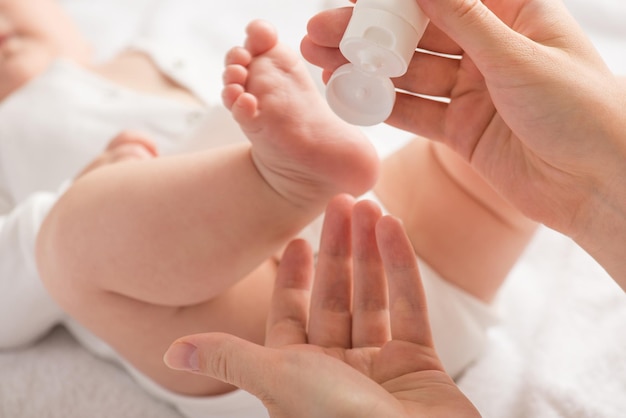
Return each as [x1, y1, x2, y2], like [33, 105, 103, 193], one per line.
[164, 332, 276, 398]
[417, 0, 524, 65]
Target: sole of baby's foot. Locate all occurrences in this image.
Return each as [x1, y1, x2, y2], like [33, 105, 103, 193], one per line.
[222, 20, 379, 208]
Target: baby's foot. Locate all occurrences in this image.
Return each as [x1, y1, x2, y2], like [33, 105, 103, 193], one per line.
[222, 20, 379, 208]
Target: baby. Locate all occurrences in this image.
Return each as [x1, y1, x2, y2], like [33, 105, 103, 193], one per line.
[1, 1, 536, 417]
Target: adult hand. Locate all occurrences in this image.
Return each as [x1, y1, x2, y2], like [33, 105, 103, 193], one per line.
[164, 194, 480, 418]
[76, 131, 157, 178]
[302, 0, 626, 286]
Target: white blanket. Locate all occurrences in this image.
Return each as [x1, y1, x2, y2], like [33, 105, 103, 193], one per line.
[459, 227, 626, 417]
[1, 1, 625, 417]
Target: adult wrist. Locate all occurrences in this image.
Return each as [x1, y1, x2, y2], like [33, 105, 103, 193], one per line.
[574, 189, 626, 290]
[570, 86, 626, 289]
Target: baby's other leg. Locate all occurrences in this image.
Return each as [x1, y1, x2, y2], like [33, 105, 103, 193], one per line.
[59, 258, 277, 397]
[375, 139, 538, 302]
[222, 20, 380, 208]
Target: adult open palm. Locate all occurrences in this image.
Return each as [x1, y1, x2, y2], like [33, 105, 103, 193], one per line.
[165, 195, 479, 418]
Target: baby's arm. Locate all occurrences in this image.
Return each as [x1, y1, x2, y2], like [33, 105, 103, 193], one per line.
[376, 139, 537, 302]
[75, 131, 158, 178]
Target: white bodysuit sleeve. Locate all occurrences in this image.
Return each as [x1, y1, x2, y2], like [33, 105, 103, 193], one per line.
[0, 188, 67, 348]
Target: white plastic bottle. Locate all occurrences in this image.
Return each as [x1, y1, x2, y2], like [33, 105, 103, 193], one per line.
[326, 0, 429, 126]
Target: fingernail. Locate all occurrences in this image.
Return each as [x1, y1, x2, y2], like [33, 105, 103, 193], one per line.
[164, 342, 199, 371]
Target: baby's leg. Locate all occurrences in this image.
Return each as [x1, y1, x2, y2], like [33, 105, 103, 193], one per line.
[70, 259, 277, 397]
[372, 139, 537, 378]
[222, 20, 380, 207]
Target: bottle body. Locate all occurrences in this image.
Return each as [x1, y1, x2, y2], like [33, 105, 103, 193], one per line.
[326, 0, 429, 125]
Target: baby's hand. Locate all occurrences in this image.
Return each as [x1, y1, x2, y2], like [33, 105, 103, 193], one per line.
[76, 131, 158, 179]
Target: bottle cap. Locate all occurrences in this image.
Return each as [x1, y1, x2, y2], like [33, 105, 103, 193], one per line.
[326, 63, 395, 126]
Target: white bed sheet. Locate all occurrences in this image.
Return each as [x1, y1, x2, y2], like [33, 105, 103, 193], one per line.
[1, 1, 625, 417]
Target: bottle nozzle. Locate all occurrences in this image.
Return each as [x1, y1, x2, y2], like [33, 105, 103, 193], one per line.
[357, 50, 385, 73]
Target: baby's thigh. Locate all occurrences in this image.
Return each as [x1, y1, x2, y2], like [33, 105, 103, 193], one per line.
[59, 260, 276, 396]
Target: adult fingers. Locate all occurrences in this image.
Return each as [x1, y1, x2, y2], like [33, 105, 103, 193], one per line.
[265, 239, 314, 348]
[376, 215, 434, 347]
[418, 21, 463, 57]
[393, 50, 460, 99]
[305, 8, 352, 48]
[300, 8, 353, 74]
[308, 194, 355, 348]
[301, 5, 462, 91]
[351, 200, 390, 347]
[305, 4, 460, 56]
[300, 36, 348, 75]
[386, 92, 449, 142]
